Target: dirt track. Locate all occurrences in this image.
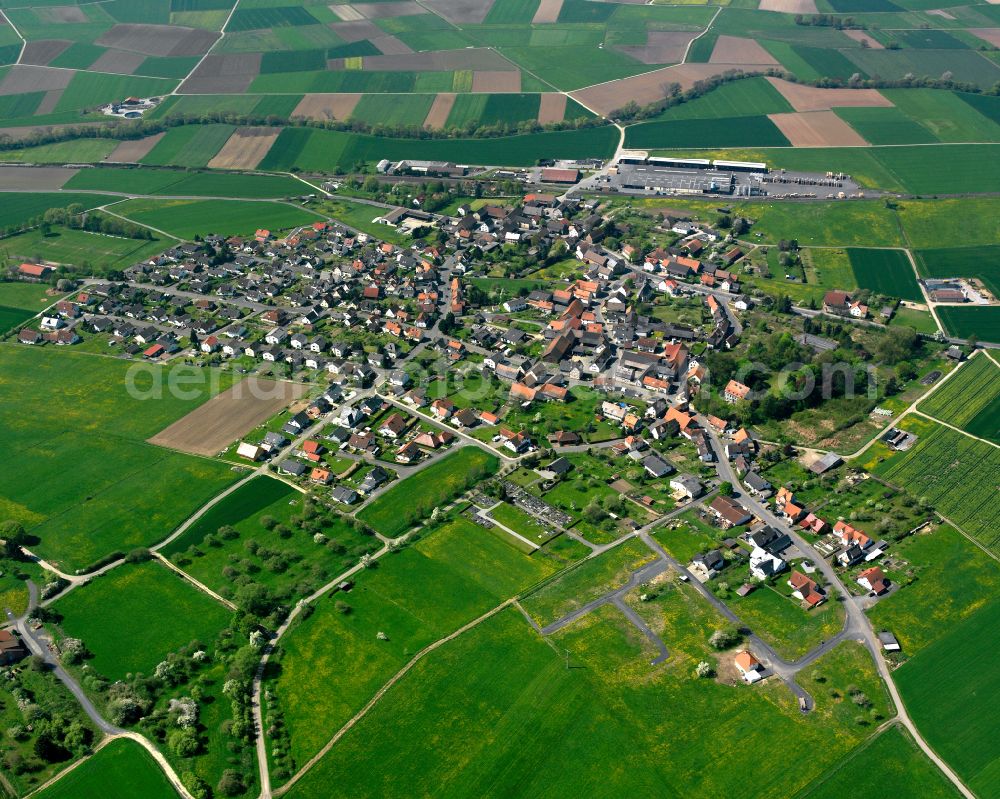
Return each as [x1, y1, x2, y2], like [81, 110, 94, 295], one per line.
[147, 379, 309, 457]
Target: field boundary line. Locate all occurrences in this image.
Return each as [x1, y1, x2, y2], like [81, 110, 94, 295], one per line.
[681, 4, 722, 65]
[21, 734, 114, 799]
[175, 0, 242, 96]
[98, 201, 184, 241]
[154, 552, 237, 611]
[1, 9, 26, 65]
[912, 408, 1000, 450]
[272, 598, 514, 796]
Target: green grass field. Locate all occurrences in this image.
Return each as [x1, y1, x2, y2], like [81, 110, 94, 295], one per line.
[162, 476, 380, 599]
[873, 417, 1000, 554]
[935, 306, 1000, 342]
[0, 347, 238, 571]
[113, 197, 321, 239]
[2, 227, 165, 273]
[915, 245, 1000, 296]
[0, 192, 108, 227]
[267, 515, 556, 768]
[797, 726, 959, 799]
[348, 94, 434, 127]
[647, 77, 793, 122]
[894, 598, 1000, 797]
[357, 447, 498, 537]
[0, 139, 120, 164]
[0, 281, 53, 331]
[283, 582, 894, 799]
[898, 199, 1000, 249]
[34, 739, 178, 799]
[881, 89, 1000, 142]
[55, 560, 231, 680]
[625, 115, 790, 149]
[140, 124, 235, 168]
[846, 248, 922, 302]
[728, 583, 845, 661]
[64, 167, 305, 199]
[835, 107, 938, 146]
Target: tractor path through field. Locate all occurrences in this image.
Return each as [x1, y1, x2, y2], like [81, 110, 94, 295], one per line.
[0, 9, 26, 65]
[703, 421, 976, 798]
[912, 408, 1000, 450]
[12, 612, 197, 799]
[272, 598, 514, 798]
[98, 201, 183, 241]
[174, 0, 243, 96]
[477, 501, 539, 551]
[153, 552, 237, 611]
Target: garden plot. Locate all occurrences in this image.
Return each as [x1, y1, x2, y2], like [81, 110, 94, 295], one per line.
[617, 30, 698, 65]
[709, 35, 779, 65]
[769, 110, 868, 146]
[147, 378, 309, 457]
[96, 23, 219, 57]
[178, 52, 260, 93]
[423, 92, 455, 128]
[424, 0, 495, 24]
[19, 39, 72, 66]
[0, 65, 73, 96]
[471, 70, 521, 93]
[767, 76, 892, 112]
[207, 125, 282, 169]
[537, 92, 566, 123]
[291, 92, 362, 120]
[106, 132, 166, 162]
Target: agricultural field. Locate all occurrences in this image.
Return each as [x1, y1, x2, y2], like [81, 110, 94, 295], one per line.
[846, 248, 922, 302]
[265, 514, 557, 771]
[0, 193, 109, 228]
[113, 197, 322, 239]
[935, 306, 1000, 342]
[872, 416, 1000, 555]
[918, 354, 1000, 435]
[0, 281, 54, 332]
[798, 726, 960, 799]
[34, 739, 179, 799]
[0, 346, 238, 571]
[64, 166, 306, 199]
[53, 559, 231, 680]
[893, 598, 1000, 798]
[357, 446, 498, 537]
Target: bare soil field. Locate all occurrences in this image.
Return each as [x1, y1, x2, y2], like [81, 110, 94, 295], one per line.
[970, 28, 1000, 47]
[352, 1, 425, 19]
[207, 126, 282, 169]
[0, 65, 74, 97]
[292, 92, 362, 120]
[20, 40, 72, 66]
[148, 379, 309, 457]
[423, 92, 455, 128]
[710, 35, 779, 65]
[573, 63, 765, 115]
[89, 49, 145, 75]
[537, 92, 566, 123]
[617, 30, 698, 65]
[42, 6, 87, 23]
[424, 0, 495, 24]
[362, 48, 511, 71]
[329, 20, 383, 41]
[96, 24, 219, 57]
[927, 8, 956, 17]
[842, 29, 883, 48]
[532, 0, 563, 24]
[179, 53, 261, 94]
[767, 77, 892, 112]
[758, 0, 818, 12]
[0, 165, 75, 189]
[106, 133, 166, 163]
[35, 89, 63, 115]
[471, 70, 521, 93]
[769, 110, 868, 146]
[330, 4, 365, 21]
[371, 35, 413, 55]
